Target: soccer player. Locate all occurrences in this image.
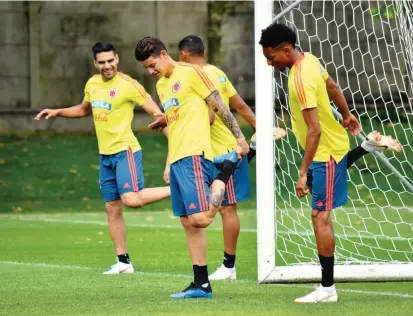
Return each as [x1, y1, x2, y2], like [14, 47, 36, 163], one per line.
[35, 42, 171, 274]
[134, 37, 249, 298]
[258, 23, 359, 303]
[175, 34, 255, 280]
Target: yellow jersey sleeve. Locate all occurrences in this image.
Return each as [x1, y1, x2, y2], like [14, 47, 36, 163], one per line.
[84, 79, 91, 102]
[189, 65, 216, 100]
[291, 62, 318, 111]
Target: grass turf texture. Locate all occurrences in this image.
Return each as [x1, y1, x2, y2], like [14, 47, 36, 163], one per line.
[0, 212, 413, 316]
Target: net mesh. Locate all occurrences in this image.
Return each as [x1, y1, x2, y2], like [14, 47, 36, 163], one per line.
[272, 0, 413, 266]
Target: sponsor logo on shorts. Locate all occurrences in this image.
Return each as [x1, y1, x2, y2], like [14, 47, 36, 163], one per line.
[316, 200, 324, 207]
[123, 183, 130, 189]
[189, 203, 197, 210]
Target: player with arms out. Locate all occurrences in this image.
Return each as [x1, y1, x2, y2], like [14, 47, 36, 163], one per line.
[259, 23, 402, 303]
[135, 37, 249, 299]
[35, 42, 171, 275]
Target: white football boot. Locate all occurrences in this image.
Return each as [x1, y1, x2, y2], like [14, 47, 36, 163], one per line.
[294, 285, 338, 304]
[250, 127, 287, 150]
[361, 131, 403, 153]
[102, 259, 134, 274]
[208, 264, 236, 280]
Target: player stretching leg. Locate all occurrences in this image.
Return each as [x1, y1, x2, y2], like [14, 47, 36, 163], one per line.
[259, 23, 361, 303]
[135, 37, 249, 299]
[175, 35, 255, 280]
[35, 42, 171, 274]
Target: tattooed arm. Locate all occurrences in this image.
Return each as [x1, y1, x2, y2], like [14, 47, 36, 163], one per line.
[205, 91, 243, 139]
[205, 90, 249, 157]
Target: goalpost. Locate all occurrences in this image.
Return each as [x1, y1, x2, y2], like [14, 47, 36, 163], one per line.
[255, 0, 413, 283]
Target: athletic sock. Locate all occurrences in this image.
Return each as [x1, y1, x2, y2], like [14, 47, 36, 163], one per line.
[319, 254, 334, 287]
[117, 253, 130, 264]
[223, 252, 236, 269]
[193, 265, 211, 291]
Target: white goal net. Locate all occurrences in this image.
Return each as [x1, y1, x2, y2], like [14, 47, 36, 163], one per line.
[254, 0, 413, 282]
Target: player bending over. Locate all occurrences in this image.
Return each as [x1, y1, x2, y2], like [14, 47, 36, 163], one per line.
[258, 23, 401, 303]
[135, 37, 249, 299]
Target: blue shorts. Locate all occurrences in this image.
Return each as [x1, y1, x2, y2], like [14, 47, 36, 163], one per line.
[214, 155, 251, 206]
[170, 155, 215, 217]
[99, 148, 145, 203]
[307, 155, 348, 211]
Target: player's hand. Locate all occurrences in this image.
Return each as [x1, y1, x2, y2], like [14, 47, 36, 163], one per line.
[148, 113, 167, 132]
[34, 109, 59, 120]
[342, 114, 361, 136]
[235, 137, 249, 160]
[296, 173, 309, 198]
[163, 163, 170, 184]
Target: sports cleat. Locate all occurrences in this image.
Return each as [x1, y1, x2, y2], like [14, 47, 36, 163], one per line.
[209, 264, 236, 280]
[361, 131, 403, 153]
[102, 260, 134, 274]
[294, 285, 338, 303]
[170, 282, 213, 299]
[250, 127, 287, 150]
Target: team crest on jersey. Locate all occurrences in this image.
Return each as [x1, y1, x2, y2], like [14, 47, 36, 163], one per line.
[172, 81, 181, 93]
[109, 90, 116, 98]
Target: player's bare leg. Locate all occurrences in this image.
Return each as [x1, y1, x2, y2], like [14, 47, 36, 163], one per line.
[188, 179, 226, 228]
[121, 186, 171, 208]
[103, 200, 134, 274]
[169, 217, 212, 299]
[209, 203, 239, 280]
[294, 210, 337, 303]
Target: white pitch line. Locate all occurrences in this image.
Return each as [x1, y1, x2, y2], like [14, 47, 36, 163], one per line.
[1, 260, 412, 299]
[16, 216, 412, 241]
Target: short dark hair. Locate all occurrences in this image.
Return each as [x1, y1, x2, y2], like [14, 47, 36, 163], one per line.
[259, 23, 297, 48]
[178, 35, 205, 56]
[135, 37, 167, 61]
[92, 42, 116, 59]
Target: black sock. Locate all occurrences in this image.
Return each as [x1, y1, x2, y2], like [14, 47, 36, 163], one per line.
[346, 146, 368, 169]
[215, 160, 237, 184]
[223, 252, 236, 269]
[193, 265, 210, 287]
[247, 147, 256, 163]
[319, 254, 334, 287]
[117, 253, 130, 264]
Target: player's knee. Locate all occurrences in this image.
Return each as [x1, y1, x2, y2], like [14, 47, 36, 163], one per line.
[180, 216, 193, 231]
[219, 205, 237, 218]
[121, 193, 144, 208]
[312, 209, 330, 226]
[188, 214, 212, 228]
[105, 201, 122, 218]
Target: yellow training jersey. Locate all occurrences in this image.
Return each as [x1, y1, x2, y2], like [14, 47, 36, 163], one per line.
[84, 72, 150, 155]
[203, 64, 238, 157]
[288, 53, 349, 163]
[157, 63, 216, 164]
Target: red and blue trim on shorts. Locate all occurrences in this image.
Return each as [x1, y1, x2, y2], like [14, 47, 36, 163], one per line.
[308, 155, 348, 211]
